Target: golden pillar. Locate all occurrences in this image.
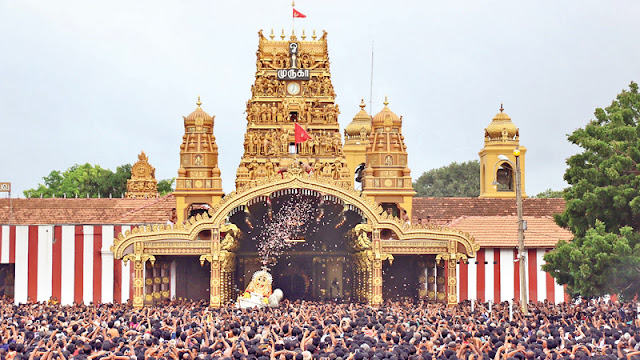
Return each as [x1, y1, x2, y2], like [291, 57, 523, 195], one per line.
[447, 258, 458, 307]
[371, 229, 383, 306]
[210, 229, 221, 308]
[124, 242, 155, 309]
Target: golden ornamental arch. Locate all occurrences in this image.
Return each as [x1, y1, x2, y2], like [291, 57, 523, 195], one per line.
[110, 167, 479, 308]
[111, 170, 478, 258]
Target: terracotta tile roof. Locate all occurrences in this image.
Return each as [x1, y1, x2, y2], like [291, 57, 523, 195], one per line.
[412, 197, 566, 224]
[446, 215, 573, 248]
[0, 195, 175, 225]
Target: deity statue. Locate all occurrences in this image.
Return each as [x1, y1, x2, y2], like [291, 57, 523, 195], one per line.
[237, 269, 283, 309]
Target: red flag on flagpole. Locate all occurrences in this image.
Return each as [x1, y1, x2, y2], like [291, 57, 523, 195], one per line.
[294, 123, 312, 144]
[293, 8, 306, 18]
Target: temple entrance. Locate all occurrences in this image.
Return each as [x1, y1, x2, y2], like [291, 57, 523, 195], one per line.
[231, 189, 362, 301]
[174, 256, 210, 301]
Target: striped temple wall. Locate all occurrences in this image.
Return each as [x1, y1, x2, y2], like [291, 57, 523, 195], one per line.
[0, 225, 566, 305]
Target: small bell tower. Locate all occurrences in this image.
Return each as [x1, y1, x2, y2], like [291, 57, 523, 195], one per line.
[173, 97, 224, 223]
[479, 105, 527, 198]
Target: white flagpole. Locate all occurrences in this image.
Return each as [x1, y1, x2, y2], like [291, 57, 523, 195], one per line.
[292, 1, 295, 34]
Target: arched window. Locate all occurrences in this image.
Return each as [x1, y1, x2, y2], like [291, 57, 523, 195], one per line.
[496, 162, 514, 191]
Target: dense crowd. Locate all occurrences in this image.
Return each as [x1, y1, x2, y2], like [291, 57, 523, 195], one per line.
[1, 297, 639, 360]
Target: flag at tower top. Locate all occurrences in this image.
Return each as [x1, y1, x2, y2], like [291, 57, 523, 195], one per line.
[293, 8, 306, 18]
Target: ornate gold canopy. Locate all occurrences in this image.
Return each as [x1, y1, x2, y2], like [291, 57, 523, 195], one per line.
[111, 167, 478, 307]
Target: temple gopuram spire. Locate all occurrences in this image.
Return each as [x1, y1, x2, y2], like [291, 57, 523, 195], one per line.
[173, 97, 224, 223]
[235, 29, 350, 189]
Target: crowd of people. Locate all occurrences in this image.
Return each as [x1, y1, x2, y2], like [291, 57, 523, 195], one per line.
[1, 297, 639, 360]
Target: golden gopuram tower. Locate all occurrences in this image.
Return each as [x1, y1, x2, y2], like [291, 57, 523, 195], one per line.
[362, 97, 416, 218]
[235, 29, 351, 188]
[174, 97, 224, 222]
[479, 105, 527, 198]
[125, 151, 158, 198]
[343, 99, 372, 176]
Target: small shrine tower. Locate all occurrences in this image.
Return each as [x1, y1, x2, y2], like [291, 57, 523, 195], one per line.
[173, 97, 224, 223]
[343, 99, 372, 179]
[362, 97, 416, 219]
[479, 105, 527, 198]
[125, 151, 158, 198]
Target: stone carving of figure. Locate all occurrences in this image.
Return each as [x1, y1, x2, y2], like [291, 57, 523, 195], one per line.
[385, 155, 393, 166]
[194, 155, 203, 166]
[265, 159, 275, 178]
[333, 160, 342, 180]
[322, 162, 333, 178]
[276, 103, 284, 123]
[271, 103, 278, 123]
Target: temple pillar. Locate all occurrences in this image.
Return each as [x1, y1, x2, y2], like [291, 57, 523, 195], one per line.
[447, 258, 458, 307]
[436, 257, 446, 304]
[371, 229, 383, 307]
[133, 258, 145, 309]
[209, 228, 222, 308]
[126, 242, 155, 309]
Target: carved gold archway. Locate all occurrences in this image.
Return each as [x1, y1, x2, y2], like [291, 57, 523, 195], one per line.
[111, 166, 479, 308]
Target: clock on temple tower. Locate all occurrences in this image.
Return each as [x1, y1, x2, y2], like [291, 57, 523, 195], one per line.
[235, 29, 351, 189]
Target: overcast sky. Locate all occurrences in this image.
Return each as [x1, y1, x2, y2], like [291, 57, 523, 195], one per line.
[1, 0, 639, 198]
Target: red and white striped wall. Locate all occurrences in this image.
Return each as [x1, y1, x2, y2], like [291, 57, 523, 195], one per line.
[0, 225, 132, 305]
[1, 225, 567, 305]
[456, 248, 568, 304]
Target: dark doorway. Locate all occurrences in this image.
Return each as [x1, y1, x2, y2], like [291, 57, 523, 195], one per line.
[174, 256, 210, 301]
[0, 264, 15, 299]
[383, 255, 422, 300]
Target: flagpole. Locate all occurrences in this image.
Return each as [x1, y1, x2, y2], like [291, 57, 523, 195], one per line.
[292, 1, 295, 34]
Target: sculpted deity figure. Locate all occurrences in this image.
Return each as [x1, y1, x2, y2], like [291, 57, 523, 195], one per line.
[271, 103, 278, 123]
[265, 159, 275, 178]
[276, 103, 284, 123]
[241, 270, 272, 303]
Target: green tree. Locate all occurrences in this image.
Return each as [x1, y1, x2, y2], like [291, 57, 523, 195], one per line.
[157, 178, 175, 196]
[413, 160, 480, 197]
[24, 163, 132, 198]
[532, 188, 564, 198]
[543, 82, 640, 299]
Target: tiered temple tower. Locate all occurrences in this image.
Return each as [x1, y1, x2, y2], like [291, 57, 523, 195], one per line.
[479, 105, 527, 198]
[125, 151, 158, 198]
[235, 30, 351, 188]
[343, 99, 372, 179]
[362, 97, 416, 219]
[173, 97, 224, 223]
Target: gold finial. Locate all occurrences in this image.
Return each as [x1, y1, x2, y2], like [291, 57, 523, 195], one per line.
[302, 29, 306, 40]
[281, 29, 285, 40]
[383, 95, 389, 107]
[270, 28, 275, 40]
[292, 0, 295, 6]
[360, 98, 366, 109]
[196, 96, 202, 107]
[312, 29, 317, 40]
[500, 103, 504, 113]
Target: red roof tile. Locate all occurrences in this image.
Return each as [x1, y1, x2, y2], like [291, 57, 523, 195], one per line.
[0, 195, 175, 225]
[446, 215, 573, 248]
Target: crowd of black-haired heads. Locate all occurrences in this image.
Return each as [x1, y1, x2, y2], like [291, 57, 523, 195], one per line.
[0, 299, 639, 360]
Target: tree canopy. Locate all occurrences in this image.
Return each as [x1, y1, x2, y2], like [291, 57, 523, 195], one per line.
[532, 188, 564, 199]
[24, 163, 175, 198]
[413, 160, 480, 197]
[543, 82, 640, 299]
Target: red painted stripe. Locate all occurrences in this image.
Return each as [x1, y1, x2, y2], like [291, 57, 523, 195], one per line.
[93, 226, 102, 304]
[9, 226, 16, 264]
[564, 285, 570, 303]
[513, 250, 520, 303]
[74, 226, 84, 304]
[528, 249, 538, 303]
[459, 259, 468, 301]
[27, 226, 38, 302]
[52, 226, 62, 302]
[113, 226, 122, 303]
[493, 249, 500, 302]
[476, 249, 485, 302]
[545, 250, 555, 303]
